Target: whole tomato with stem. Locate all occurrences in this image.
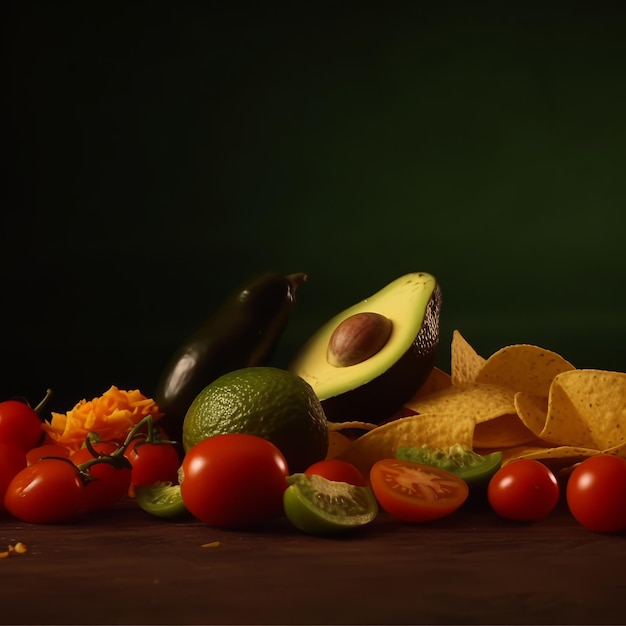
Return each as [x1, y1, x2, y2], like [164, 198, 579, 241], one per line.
[4, 457, 85, 523]
[26, 443, 70, 466]
[70, 441, 132, 512]
[0, 389, 53, 451]
[124, 437, 181, 490]
[4, 414, 172, 523]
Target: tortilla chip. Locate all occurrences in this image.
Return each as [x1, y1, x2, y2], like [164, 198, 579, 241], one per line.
[327, 421, 378, 432]
[473, 413, 540, 448]
[538, 369, 626, 450]
[497, 444, 602, 467]
[405, 382, 516, 424]
[476, 344, 575, 396]
[337, 412, 475, 475]
[415, 366, 452, 396]
[602, 441, 626, 457]
[451, 330, 486, 385]
[514, 392, 549, 438]
[326, 431, 354, 459]
[398, 367, 452, 411]
[334, 330, 626, 474]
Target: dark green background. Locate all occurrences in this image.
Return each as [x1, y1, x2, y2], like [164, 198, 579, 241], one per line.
[3, 3, 625, 413]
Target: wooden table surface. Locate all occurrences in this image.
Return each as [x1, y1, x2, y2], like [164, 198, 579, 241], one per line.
[1, 496, 625, 625]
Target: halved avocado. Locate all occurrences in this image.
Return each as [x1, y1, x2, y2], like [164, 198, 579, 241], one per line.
[289, 272, 441, 424]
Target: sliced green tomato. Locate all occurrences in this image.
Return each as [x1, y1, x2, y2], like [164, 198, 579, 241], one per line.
[283, 473, 378, 535]
[135, 481, 189, 519]
[455, 451, 502, 484]
[396, 444, 502, 485]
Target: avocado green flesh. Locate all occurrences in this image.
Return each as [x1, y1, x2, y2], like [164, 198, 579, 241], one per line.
[290, 273, 441, 423]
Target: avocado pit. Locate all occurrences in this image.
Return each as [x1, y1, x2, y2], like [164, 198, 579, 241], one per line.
[289, 272, 441, 424]
[327, 312, 393, 368]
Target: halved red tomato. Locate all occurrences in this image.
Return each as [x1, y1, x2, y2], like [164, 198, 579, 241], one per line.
[370, 459, 469, 522]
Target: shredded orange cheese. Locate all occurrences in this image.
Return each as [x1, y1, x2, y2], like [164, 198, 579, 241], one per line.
[42, 386, 163, 452]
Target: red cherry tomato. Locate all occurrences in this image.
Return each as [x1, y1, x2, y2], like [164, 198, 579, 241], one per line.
[0, 443, 27, 513]
[566, 454, 626, 533]
[181, 434, 289, 529]
[70, 442, 132, 512]
[488, 459, 559, 521]
[124, 438, 181, 488]
[0, 399, 44, 451]
[26, 444, 70, 466]
[369, 459, 469, 522]
[305, 459, 368, 486]
[4, 457, 84, 523]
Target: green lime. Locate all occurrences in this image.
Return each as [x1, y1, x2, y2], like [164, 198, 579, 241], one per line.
[135, 482, 189, 519]
[283, 473, 378, 535]
[182, 367, 328, 472]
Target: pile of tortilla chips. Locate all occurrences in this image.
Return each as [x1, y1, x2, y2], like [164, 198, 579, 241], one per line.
[328, 330, 626, 475]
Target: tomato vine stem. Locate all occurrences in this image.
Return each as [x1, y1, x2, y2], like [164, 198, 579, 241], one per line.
[33, 389, 54, 416]
[40, 415, 161, 484]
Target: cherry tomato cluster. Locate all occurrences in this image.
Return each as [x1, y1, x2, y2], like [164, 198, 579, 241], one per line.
[0, 392, 181, 524]
[0, 390, 51, 517]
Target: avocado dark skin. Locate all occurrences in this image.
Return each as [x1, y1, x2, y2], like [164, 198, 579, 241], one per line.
[154, 271, 307, 445]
